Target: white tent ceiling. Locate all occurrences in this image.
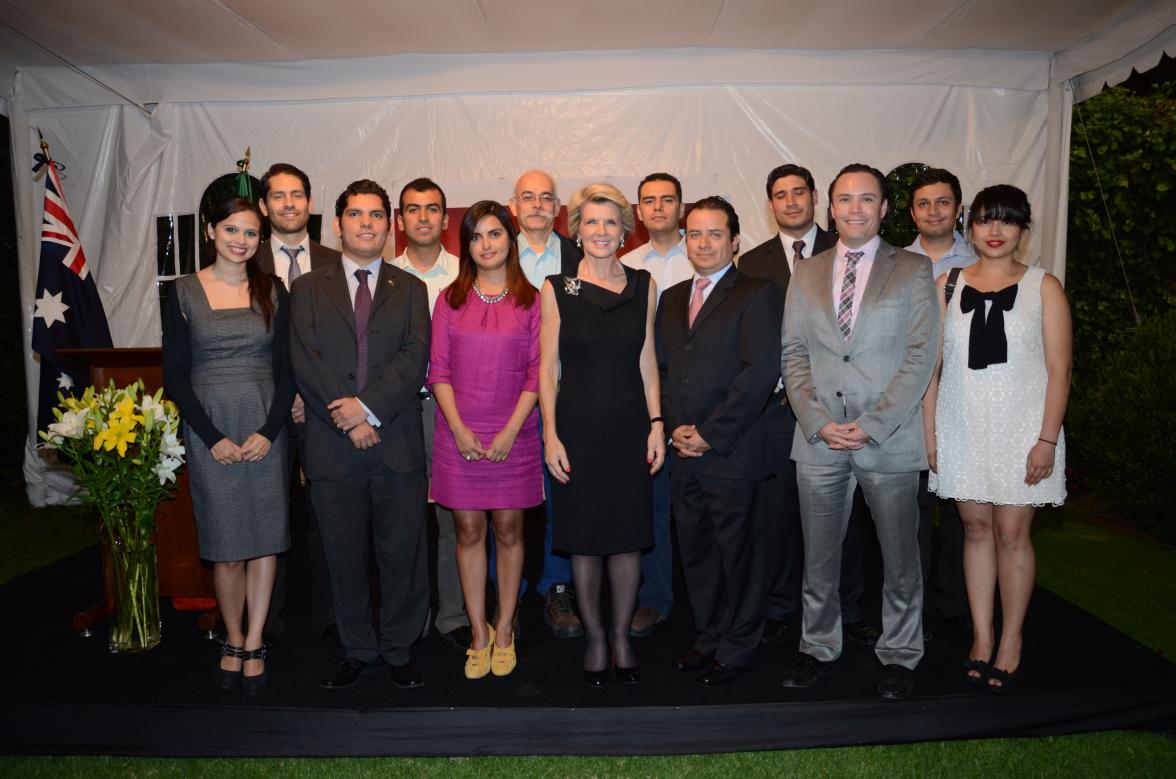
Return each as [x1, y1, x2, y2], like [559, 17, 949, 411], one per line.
[1, 0, 1174, 97]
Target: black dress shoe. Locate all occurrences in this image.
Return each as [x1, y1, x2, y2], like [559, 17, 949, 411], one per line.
[583, 667, 609, 687]
[844, 620, 882, 647]
[388, 661, 425, 689]
[615, 664, 640, 684]
[697, 661, 742, 687]
[670, 649, 713, 673]
[441, 625, 474, 650]
[214, 643, 245, 691]
[878, 664, 915, 699]
[761, 618, 788, 644]
[782, 652, 829, 688]
[241, 646, 269, 697]
[319, 658, 378, 690]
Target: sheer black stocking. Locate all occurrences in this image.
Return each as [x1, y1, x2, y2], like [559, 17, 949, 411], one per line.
[607, 551, 641, 668]
[571, 554, 607, 672]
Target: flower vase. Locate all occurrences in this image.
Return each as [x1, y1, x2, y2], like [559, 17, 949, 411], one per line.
[103, 512, 162, 653]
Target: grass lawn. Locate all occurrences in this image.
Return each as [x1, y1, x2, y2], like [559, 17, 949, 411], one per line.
[1, 488, 1172, 775]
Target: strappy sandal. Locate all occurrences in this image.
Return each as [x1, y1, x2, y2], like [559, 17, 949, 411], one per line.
[241, 645, 269, 696]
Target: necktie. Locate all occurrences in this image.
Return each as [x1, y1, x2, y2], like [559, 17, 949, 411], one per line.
[837, 251, 863, 342]
[688, 277, 711, 328]
[354, 269, 372, 392]
[281, 245, 304, 282]
[792, 240, 806, 267]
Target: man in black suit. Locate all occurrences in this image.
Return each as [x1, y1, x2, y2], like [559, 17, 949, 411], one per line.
[656, 196, 780, 686]
[290, 179, 431, 690]
[255, 163, 340, 644]
[739, 164, 876, 648]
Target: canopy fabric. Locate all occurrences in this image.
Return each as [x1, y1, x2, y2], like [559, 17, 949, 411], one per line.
[4, 1, 1175, 503]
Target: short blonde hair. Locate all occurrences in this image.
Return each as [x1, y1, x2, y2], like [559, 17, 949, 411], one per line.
[567, 182, 635, 238]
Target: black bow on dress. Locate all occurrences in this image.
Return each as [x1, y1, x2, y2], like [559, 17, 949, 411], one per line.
[960, 284, 1018, 370]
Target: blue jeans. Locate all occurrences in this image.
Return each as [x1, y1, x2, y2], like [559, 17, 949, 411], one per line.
[637, 463, 673, 615]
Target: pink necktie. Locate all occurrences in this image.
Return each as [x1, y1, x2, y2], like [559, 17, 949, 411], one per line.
[688, 277, 711, 328]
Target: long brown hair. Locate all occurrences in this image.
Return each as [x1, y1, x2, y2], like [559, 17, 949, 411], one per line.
[207, 196, 275, 330]
[447, 200, 536, 310]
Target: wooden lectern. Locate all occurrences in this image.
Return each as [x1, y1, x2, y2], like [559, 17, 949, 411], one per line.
[56, 348, 219, 635]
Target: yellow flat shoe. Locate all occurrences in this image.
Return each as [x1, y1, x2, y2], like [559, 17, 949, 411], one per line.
[464, 624, 494, 680]
[491, 630, 516, 677]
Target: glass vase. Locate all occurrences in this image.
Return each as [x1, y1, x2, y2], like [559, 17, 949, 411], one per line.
[104, 510, 162, 653]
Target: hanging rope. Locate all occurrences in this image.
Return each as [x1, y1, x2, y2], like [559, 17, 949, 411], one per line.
[1074, 101, 1141, 326]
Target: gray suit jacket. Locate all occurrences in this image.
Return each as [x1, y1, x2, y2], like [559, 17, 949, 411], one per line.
[289, 260, 430, 480]
[782, 240, 939, 473]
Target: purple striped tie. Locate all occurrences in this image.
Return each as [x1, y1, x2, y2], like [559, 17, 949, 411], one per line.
[354, 269, 372, 391]
[837, 251, 863, 342]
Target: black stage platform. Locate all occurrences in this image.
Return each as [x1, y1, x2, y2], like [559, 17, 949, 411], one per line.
[2, 502, 1174, 756]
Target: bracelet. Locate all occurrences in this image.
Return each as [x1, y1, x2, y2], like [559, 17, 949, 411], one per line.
[650, 416, 665, 426]
[1038, 437, 1057, 446]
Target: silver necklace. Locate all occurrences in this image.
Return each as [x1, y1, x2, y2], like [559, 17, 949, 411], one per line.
[473, 280, 509, 304]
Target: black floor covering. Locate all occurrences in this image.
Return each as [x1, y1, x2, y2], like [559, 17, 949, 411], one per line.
[2, 495, 1174, 756]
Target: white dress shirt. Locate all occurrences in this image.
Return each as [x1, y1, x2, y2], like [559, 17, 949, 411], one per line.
[269, 235, 312, 288]
[341, 253, 385, 426]
[622, 234, 692, 303]
[519, 232, 563, 289]
[391, 246, 459, 317]
[690, 260, 734, 310]
[777, 223, 820, 273]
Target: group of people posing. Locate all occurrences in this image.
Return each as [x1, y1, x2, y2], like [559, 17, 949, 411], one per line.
[162, 159, 1070, 701]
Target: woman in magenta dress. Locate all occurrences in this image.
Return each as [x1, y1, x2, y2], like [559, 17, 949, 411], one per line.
[428, 200, 541, 680]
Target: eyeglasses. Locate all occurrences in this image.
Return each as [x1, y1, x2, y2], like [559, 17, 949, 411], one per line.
[516, 191, 556, 205]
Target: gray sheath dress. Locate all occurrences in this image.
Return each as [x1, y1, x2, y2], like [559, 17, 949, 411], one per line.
[162, 273, 295, 562]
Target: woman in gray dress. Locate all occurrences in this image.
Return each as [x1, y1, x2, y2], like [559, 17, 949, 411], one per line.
[163, 197, 295, 695]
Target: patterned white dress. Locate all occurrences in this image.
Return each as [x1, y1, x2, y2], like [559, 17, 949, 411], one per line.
[930, 265, 1066, 506]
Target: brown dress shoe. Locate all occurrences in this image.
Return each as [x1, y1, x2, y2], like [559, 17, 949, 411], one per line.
[629, 606, 665, 637]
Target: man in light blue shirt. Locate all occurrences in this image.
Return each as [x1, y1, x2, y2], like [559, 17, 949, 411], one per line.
[906, 167, 976, 279]
[621, 173, 691, 637]
[499, 170, 584, 639]
[906, 167, 973, 641]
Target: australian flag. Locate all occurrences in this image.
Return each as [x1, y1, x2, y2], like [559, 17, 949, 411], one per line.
[30, 152, 113, 432]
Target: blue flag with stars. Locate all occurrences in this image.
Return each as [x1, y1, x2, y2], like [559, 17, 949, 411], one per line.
[30, 153, 113, 432]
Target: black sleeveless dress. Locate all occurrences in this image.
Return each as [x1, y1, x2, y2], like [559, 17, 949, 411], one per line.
[549, 267, 654, 555]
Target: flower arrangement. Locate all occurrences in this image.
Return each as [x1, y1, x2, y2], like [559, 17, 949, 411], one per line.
[40, 379, 185, 651]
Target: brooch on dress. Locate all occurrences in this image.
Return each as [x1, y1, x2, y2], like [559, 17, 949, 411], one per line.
[563, 276, 581, 296]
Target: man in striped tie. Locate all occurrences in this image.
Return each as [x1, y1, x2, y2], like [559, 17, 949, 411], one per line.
[255, 163, 343, 646]
[780, 164, 939, 700]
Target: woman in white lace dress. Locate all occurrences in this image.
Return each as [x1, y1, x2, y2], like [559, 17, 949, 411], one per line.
[923, 185, 1071, 692]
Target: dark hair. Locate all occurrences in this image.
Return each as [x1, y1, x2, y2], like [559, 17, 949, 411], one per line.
[447, 200, 536, 311]
[909, 167, 962, 208]
[399, 177, 447, 213]
[689, 195, 741, 239]
[207, 197, 275, 330]
[335, 179, 392, 218]
[259, 163, 311, 201]
[968, 185, 1033, 230]
[828, 163, 890, 208]
[765, 164, 816, 199]
[637, 172, 682, 202]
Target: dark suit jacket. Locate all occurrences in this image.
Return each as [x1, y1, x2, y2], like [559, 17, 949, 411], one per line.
[655, 267, 780, 481]
[289, 260, 430, 480]
[738, 226, 836, 434]
[255, 239, 341, 285]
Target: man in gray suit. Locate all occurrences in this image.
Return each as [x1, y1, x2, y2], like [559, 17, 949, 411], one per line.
[255, 162, 340, 644]
[290, 179, 431, 690]
[780, 163, 939, 699]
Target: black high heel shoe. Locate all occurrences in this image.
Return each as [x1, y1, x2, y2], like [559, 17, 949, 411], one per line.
[583, 667, 609, 687]
[241, 646, 269, 696]
[614, 664, 640, 684]
[215, 643, 245, 690]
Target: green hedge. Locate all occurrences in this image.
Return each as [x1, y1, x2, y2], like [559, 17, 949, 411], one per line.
[1066, 308, 1176, 544]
